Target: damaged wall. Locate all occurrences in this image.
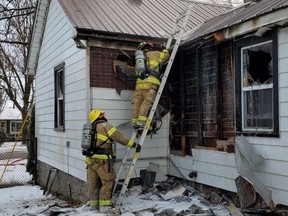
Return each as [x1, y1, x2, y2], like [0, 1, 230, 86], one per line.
[169, 26, 288, 207]
[169, 39, 235, 153]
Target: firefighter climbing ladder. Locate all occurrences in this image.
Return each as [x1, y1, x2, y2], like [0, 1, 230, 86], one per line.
[113, 4, 193, 206]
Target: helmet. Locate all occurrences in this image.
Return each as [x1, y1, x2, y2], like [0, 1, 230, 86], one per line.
[138, 42, 153, 50]
[89, 109, 105, 123]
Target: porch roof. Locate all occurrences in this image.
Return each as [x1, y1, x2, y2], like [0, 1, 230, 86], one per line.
[184, 0, 288, 43]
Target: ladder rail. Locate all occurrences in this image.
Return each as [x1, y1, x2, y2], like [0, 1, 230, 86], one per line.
[113, 130, 137, 193]
[166, 4, 193, 49]
[115, 4, 193, 206]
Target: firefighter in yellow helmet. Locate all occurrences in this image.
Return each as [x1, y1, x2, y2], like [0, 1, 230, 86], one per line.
[132, 42, 170, 129]
[83, 109, 141, 213]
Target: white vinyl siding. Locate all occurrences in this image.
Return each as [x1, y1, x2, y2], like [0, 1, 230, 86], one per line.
[90, 87, 170, 178]
[35, 0, 88, 181]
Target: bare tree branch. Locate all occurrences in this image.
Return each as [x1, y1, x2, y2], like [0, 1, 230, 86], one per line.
[0, 40, 29, 44]
[0, 0, 36, 123]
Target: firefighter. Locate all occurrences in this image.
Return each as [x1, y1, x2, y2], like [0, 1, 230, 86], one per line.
[84, 109, 141, 213]
[132, 42, 170, 129]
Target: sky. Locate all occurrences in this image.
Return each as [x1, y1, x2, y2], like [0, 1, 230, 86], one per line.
[0, 142, 231, 216]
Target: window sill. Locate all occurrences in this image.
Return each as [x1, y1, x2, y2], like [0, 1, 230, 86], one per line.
[54, 128, 65, 132]
[236, 131, 279, 138]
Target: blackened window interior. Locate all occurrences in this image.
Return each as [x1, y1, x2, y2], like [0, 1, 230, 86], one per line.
[241, 41, 273, 131]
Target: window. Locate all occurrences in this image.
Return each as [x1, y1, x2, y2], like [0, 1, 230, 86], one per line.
[10, 121, 22, 133]
[236, 32, 279, 136]
[54, 62, 65, 131]
[0, 121, 6, 133]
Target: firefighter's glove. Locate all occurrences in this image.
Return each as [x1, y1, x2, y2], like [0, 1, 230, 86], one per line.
[133, 143, 141, 152]
[139, 72, 146, 80]
[81, 149, 87, 156]
[82, 149, 93, 157]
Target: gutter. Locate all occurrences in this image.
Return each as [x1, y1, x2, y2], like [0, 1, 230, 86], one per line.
[213, 6, 288, 41]
[75, 28, 167, 44]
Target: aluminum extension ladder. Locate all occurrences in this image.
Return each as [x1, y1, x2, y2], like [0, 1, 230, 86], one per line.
[113, 4, 193, 206]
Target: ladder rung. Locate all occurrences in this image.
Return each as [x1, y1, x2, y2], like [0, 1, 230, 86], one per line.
[115, 182, 124, 186]
[115, 3, 193, 206]
[171, 30, 180, 37]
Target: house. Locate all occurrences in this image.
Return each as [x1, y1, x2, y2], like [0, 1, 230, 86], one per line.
[26, 0, 232, 203]
[168, 0, 288, 209]
[26, 0, 232, 204]
[0, 104, 22, 141]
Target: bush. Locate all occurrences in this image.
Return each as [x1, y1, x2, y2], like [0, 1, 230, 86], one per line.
[0, 128, 7, 146]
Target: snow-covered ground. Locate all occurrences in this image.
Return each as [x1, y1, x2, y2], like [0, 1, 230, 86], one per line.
[0, 141, 232, 216]
[0, 182, 233, 216]
[0, 142, 30, 185]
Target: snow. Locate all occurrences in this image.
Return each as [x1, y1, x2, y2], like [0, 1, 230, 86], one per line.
[0, 105, 21, 120]
[0, 142, 231, 216]
[0, 183, 216, 216]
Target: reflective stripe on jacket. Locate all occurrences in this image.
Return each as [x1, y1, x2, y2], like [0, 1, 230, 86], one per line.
[136, 49, 170, 89]
[86, 122, 134, 161]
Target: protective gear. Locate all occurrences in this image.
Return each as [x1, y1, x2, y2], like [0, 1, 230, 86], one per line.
[132, 48, 170, 131]
[81, 123, 93, 150]
[85, 119, 135, 209]
[89, 109, 105, 123]
[138, 42, 153, 50]
[133, 142, 141, 152]
[135, 49, 146, 79]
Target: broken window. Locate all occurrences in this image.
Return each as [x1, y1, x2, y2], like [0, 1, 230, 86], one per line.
[240, 40, 276, 132]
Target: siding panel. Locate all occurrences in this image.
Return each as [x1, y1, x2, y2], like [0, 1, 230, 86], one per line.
[36, 0, 88, 182]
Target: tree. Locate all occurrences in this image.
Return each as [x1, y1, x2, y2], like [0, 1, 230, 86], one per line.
[0, 0, 36, 139]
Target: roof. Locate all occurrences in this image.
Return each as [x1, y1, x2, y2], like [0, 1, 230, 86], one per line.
[58, 0, 231, 39]
[184, 0, 288, 42]
[0, 108, 21, 120]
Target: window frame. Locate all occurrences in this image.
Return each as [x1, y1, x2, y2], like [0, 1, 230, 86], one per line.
[235, 31, 279, 137]
[10, 121, 22, 134]
[54, 62, 65, 131]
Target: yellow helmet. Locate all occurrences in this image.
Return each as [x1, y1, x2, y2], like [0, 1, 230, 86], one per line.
[89, 109, 105, 123]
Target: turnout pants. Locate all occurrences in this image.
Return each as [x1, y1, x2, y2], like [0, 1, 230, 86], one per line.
[132, 83, 158, 125]
[87, 158, 116, 207]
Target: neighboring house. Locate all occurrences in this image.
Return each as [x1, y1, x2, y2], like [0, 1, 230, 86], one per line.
[26, 0, 232, 203]
[168, 0, 288, 208]
[0, 106, 22, 141]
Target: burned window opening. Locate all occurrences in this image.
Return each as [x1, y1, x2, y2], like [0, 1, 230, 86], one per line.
[241, 41, 274, 131]
[236, 32, 279, 136]
[243, 45, 272, 86]
[113, 54, 136, 82]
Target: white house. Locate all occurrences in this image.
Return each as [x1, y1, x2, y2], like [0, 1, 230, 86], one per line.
[0, 102, 22, 141]
[26, 0, 231, 203]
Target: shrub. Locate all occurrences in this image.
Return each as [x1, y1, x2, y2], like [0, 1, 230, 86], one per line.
[0, 128, 6, 146]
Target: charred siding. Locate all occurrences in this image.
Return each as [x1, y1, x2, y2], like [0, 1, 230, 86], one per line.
[219, 42, 235, 139]
[171, 40, 235, 152]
